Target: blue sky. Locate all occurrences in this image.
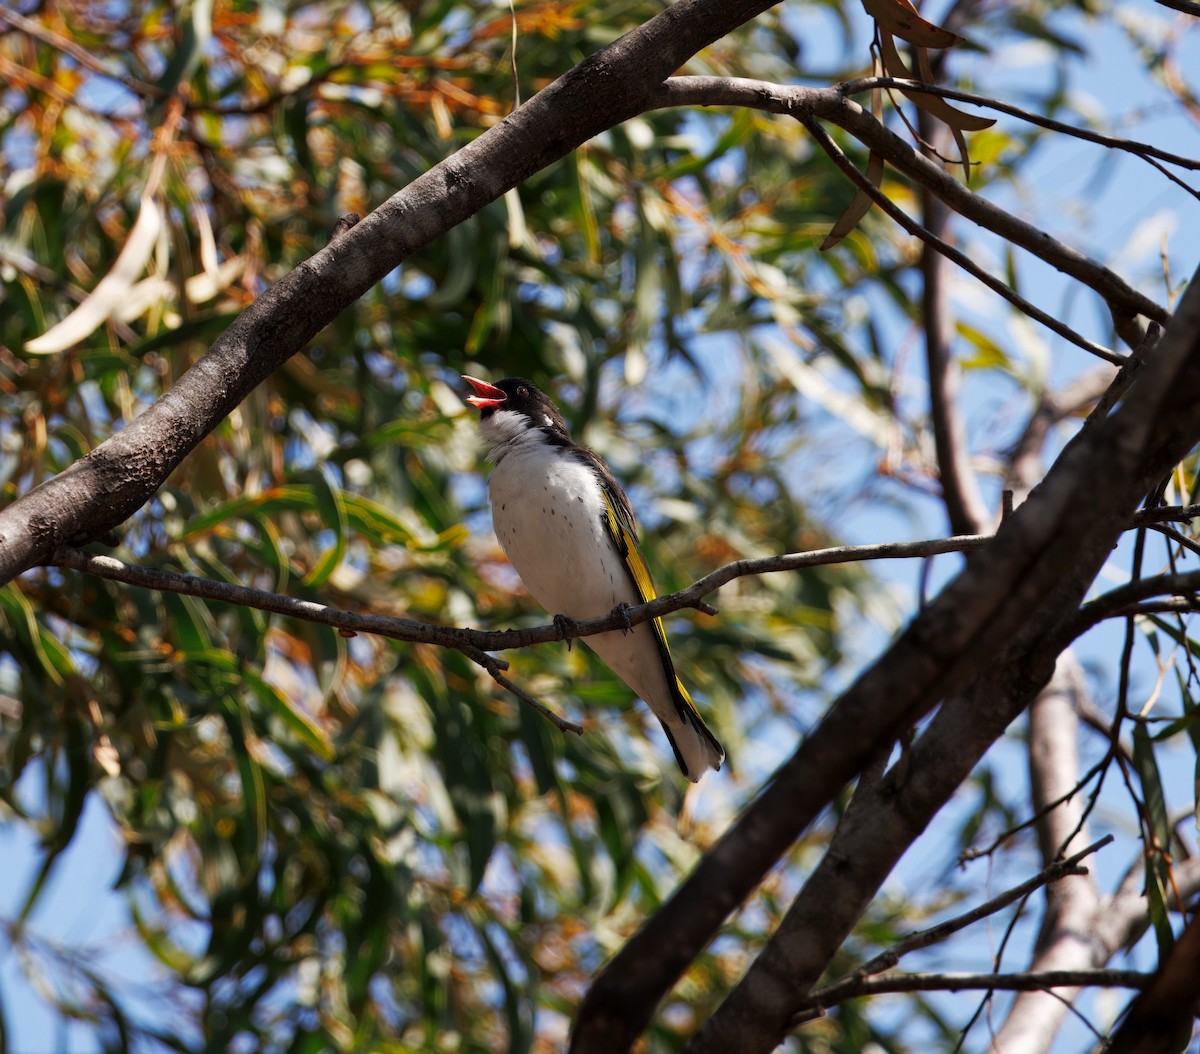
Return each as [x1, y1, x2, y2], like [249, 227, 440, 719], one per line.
[3, 1, 1200, 1051]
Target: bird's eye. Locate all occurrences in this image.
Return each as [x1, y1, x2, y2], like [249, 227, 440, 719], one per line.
[517, 386, 529, 399]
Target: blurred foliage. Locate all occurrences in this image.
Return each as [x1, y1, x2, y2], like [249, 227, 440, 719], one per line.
[0, 0, 1197, 1051]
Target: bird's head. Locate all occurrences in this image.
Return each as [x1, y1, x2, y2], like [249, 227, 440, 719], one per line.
[462, 375, 572, 448]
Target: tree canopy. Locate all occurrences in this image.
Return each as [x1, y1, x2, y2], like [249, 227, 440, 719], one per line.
[1, 0, 1199, 1051]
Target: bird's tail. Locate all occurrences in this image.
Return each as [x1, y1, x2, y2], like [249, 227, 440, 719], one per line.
[661, 678, 725, 782]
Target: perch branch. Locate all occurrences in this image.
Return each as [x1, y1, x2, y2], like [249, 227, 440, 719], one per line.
[49, 534, 993, 654]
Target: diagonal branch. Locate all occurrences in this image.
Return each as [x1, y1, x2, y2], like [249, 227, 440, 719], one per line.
[646, 77, 1168, 334]
[0, 0, 782, 586]
[680, 659, 1089, 1053]
[801, 115, 1121, 363]
[811, 835, 1112, 1010]
[571, 264, 1199, 1054]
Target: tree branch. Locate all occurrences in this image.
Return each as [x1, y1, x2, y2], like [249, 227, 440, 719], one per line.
[645, 77, 1168, 332]
[572, 263, 1200, 1054]
[49, 534, 993, 652]
[1071, 568, 1200, 639]
[802, 835, 1112, 1017]
[0, 0, 783, 585]
[807, 968, 1151, 1010]
[840, 77, 1200, 179]
[680, 661, 1092, 1053]
[800, 115, 1122, 363]
[918, 117, 992, 534]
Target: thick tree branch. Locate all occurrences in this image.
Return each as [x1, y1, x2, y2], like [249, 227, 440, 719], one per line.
[682, 661, 1088, 1053]
[0, 0, 782, 584]
[571, 264, 1200, 1054]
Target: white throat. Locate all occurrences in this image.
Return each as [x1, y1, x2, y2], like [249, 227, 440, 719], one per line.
[479, 408, 554, 464]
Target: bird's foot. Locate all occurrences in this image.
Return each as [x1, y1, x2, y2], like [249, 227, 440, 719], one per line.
[553, 613, 580, 650]
[610, 602, 633, 636]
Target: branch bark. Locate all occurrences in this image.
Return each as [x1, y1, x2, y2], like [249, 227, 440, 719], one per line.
[984, 656, 1098, 1054]
[918, 117, 991, 535]
[571, 263, 1200, 1053]
[647, 77, 1168, 333]
[50, 533, 992, 653]
[0, 0, 782, 584]
[680, 659, 1086, 1053]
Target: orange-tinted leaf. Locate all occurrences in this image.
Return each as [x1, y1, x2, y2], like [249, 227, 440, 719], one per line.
[861, 0, 957, 48]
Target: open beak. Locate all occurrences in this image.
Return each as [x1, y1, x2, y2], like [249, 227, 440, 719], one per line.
[462, 375, 507, 410]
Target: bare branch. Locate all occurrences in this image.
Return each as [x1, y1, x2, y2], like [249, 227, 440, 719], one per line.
[803, 116, 1122, 363]
[918, 120, 991, 534]
[574, 266, 1200, 1054]
[49, 549, 584, 733]
[840, 77, 1200, 180]
[805, 835, 1112, 1017]
[48, 504, 1200, 655]
[0, 0, 783, 585]
[476, 655, 585, 735]
[49, 534, 993, 653]
[645, 77, 1169, 331]
[679, 664, 1096, 1054]
[1072, 569, 1200, 639]
[959, 753, 1110, 863]
[809, 968, 1151, 1009]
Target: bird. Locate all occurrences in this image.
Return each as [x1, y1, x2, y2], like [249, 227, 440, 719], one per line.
[463, 374, 724, 782]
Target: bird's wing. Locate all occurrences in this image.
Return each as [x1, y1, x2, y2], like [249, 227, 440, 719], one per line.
[592, 469, 699, 727]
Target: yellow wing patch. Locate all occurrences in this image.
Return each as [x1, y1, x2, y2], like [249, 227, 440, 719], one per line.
[600, 488, 705, 723]
[601, 488, 658, 606]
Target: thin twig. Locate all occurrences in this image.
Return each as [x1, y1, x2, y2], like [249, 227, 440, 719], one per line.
[810, 835, 1112, 1013]
[1147, 522, 1200, 559]
[841, 77, 1200, 178]
[477, 654, 584, 735]
[805, 967, 1150, 1011]
[959, 757, 1111, 862]
[0, 7, 163, 100]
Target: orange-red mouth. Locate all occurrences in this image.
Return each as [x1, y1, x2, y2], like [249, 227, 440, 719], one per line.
[462, 375, 507, 409]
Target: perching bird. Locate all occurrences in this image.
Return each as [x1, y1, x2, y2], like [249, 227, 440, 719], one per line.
[463, 375, 724, 782]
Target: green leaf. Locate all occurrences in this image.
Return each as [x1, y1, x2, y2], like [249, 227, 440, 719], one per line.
[1132, 722, 1175, 961]
[303, 466, 349, 587]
